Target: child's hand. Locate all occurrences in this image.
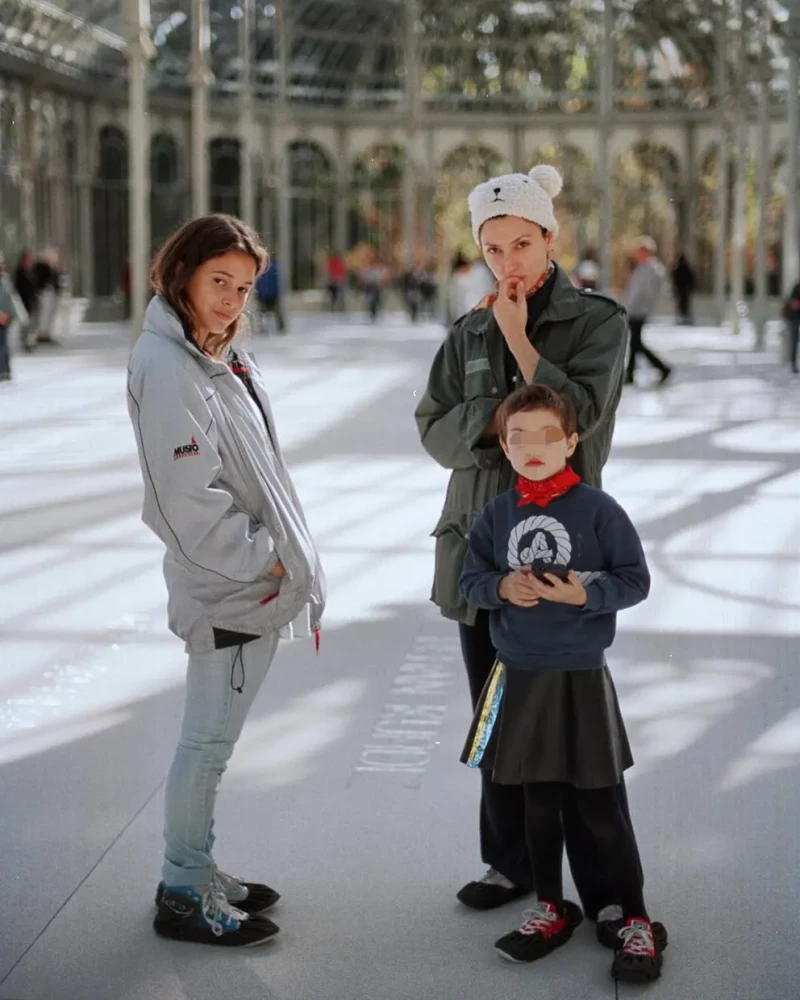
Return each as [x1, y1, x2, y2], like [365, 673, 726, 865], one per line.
[498, 570, 540, 608]
[527, 570, 587, 607]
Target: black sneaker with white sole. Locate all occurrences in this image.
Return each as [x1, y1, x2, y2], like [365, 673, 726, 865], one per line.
[495, 900, 584, 963]
[611, 918, 665, 982]
[456, 867, 531, 910]
[155, 867, 280, 917]
[153, 884, 280, 947]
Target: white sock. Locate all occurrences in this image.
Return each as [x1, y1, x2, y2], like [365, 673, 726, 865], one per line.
[479, 868, 516, 889]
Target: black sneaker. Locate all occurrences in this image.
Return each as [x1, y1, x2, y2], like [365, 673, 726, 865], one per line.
[495, 900, 583, 963]
[611, 917, 665, 982]
[658, 367, 673, 386]
[155, 868, 280, 917]
[153, 883, 280, 947]
[456, 868, 531, 910]
[596, 906, 668, 952]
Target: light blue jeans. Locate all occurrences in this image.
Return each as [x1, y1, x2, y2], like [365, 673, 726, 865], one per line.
[162, 632, 280, 887]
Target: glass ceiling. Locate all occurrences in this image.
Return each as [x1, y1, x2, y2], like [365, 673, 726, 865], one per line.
[0, 1, 796, 112]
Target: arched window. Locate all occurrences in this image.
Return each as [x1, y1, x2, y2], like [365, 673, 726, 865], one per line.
[151, 133, 179, 186]
[93, 125, 129, 297]
[349, 144, 406, 268]
[150, 133, 187, 250]
[62, 122, 81, 292]
[97, 125, 129, 181]
[210, 138, 241, 217]
[288, 140, 334, 291]
[612, 142, 682, 289]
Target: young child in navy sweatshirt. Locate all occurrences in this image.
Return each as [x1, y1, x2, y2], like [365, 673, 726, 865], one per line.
[459, 383, 667, 984]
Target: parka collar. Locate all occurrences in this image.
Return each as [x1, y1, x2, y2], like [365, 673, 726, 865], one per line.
[142, 295, 231, 368]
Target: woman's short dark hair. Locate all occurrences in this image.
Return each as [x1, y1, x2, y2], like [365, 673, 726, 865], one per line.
[497, 383, 578, 441]
[150, 214, 268, 355]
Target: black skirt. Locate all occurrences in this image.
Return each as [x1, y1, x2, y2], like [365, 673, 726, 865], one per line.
[461, 661, 633, 789]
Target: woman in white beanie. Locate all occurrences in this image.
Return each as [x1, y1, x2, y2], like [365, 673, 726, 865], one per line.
[415, 164, 640, 947]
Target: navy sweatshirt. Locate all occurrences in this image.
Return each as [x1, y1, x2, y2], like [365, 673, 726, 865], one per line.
[459, 483, 650, 672]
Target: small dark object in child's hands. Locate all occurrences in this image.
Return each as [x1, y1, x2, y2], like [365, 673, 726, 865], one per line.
[528, 563, 571, 586]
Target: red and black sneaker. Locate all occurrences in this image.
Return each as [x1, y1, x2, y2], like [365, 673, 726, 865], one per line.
[495, 899, 583, 963]
[597, 905, 668, 952]
[611, 917, 665, 982]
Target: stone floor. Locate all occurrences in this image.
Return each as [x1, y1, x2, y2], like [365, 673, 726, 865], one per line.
[0, 311, 798, 1000]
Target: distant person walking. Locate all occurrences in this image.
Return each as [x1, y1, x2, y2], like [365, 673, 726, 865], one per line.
[623, 237, 672, 387]
[255, 258, 286, 334]
[325, 254, 347, 312]
[671, 253, 696, 326]
[14, 251, 36, 352]
[783, 277, 800, 374]
[573, 249, 600, 291]
[0, 252, 27, 380]
[32, 249, 62, 345]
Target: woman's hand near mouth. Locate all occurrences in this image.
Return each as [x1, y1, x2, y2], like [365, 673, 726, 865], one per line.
[493, 276, 541, 384]
[493, 276, 527, 342]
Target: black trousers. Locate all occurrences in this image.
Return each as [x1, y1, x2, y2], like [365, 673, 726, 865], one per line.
[627, 317, 669, 378]
[524, 782, 647, 919]
[0, 324, 10, 379]
[459, 610, 644, 920]
[788, 316, 800, 373]
[675, 291, 692, 325]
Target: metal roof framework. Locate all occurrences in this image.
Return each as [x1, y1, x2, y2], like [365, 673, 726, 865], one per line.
[0, 0, 795, 114]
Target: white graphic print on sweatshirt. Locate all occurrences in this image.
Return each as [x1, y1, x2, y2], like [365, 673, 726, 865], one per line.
[507, 513, 606, 586]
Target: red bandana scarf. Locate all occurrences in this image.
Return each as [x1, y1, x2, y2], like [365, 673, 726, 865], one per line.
[516, 464, 581, 508]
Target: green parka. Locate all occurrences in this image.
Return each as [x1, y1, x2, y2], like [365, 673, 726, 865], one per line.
[414, 263, 628, 625]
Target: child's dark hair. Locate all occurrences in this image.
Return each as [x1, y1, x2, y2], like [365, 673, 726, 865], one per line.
[497, 383, 578, 441]
[151, 214, 268, 355]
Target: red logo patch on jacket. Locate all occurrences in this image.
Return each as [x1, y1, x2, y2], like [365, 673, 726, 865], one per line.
[174, 437, 200, 460]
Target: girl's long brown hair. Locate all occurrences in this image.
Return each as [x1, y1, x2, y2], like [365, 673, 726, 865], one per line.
[150, 213, 268, 356]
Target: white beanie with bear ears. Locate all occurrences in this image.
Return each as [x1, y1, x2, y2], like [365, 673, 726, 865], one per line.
[468, 164, 563, 245]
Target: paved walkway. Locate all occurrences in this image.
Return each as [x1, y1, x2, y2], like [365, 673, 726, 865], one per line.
[0, 313, 798, 1000]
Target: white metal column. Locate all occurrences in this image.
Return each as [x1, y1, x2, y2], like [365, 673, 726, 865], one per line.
[730, 0, 747, 335]
[683, 123, 697, 265]
[277, 148, 291, 302]
[403, 0, 420, 268]
[597, 0, 614, 292]
[77, 101, 95, 300]
[16, 84, 36, 251]
[191, 0, 211, 218]
[715, 8, 730, 324]
[274, 0, 292, 298]
[403, 155, 417, 268]
[784, 23, 800, 296]
[124, 0, 153, 338]
[238, 0, 255, 227]
[334, 126, 348, 257]
[754, 0, 771, 348]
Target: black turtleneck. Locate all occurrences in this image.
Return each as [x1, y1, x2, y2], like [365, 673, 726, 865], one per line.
[504, 266, 557, 391]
